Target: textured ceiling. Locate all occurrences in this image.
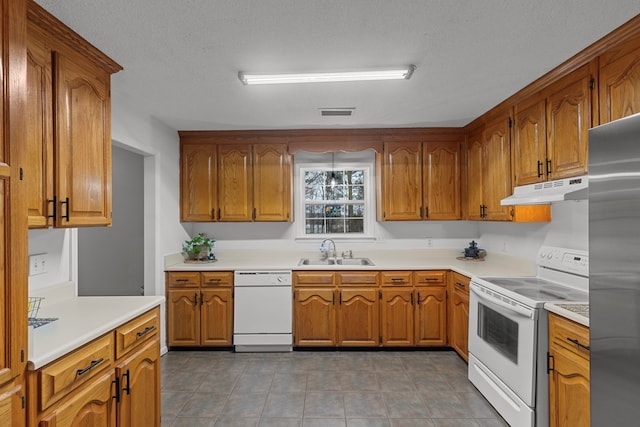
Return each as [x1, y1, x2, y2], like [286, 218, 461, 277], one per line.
[35, 0, 640, 131]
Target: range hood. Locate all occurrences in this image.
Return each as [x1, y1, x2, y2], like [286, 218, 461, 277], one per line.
[500, 175, 588, 205]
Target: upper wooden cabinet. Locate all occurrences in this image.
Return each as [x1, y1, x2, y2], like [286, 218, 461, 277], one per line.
[513, 63, 595, 185]
[465, 115, 512, 221]
[26, 1, 122, 228]
[599, 33, 640, 124]
[379, 139, 461, 221]
[180, 141, 292, 222]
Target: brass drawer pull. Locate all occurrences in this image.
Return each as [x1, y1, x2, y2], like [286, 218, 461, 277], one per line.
[136, 325, 156, 338]
[76, 358, 104, 376]
[566, 337, 590, 351]
[455, 282, 466, 289]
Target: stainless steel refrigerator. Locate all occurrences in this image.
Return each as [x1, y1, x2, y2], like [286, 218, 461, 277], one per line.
[589, 113, 640, 425]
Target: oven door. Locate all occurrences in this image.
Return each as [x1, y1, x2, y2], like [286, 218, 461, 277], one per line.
[469, 282, 538, 406]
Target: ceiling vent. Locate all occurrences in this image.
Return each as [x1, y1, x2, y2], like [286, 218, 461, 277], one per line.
[320, 107, 355, 117]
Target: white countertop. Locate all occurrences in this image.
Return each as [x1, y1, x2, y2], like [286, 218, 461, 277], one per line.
[545, 302, 590, 327]
[28, 293, 164, 370]
[165, 248, 537, 279]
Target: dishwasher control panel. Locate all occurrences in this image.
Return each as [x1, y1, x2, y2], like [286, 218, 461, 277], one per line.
[234, 271, 292, 286]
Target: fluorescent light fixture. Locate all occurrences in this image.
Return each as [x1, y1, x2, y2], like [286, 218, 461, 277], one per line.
[238, 65, 416, 85]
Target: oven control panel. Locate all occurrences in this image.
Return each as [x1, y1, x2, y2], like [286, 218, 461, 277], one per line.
[537, 246, 588, 276]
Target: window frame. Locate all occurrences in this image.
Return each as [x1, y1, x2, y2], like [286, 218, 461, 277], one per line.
[295, 160, 375, 240]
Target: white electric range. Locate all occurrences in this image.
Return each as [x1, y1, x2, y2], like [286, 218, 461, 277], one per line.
[468, 246, 588, 427]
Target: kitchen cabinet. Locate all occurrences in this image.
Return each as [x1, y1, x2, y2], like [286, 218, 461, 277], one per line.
[513, 63, 595, 185]
[548, 313, 590, 427]
[26, 2, 122, 228]
[465, 116, 512, 221]
[414, 271, 448, 346]
[293, 272, 336, 346]
[380, 271, 415, 346]
[0, 0, 28, 424]
[450, 272, 470, 361]
[337, 272, 379, 346]
[379, 140, 461, 221]
[293, 270, 448, 348]
[599, 33, 640, 123]
[166, 271, 234, 347]
[465, 117, 549, 222]
[180, 143, 217, 222]
[180, 141, 292, 222]
[26, 307, 160, 427]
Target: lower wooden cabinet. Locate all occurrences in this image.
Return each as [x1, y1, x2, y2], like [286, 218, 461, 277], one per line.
[27, 307, 161, 427]
[0, 385, 23, 427]
[548, 313, 590, 427]
[450, 272, 470, 361]
[166, 271, 234, 347]
[380, 288, 414, 346]
[293, 288, 336, 346]
[293, 270, 449, 348]
[116, 340, 160, 427]
[338, 288, 379, 346]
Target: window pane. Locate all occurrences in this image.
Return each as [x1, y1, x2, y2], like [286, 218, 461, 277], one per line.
[345, 219, 364, 233]
[326, 219, 345, 233]
[325, 204, 344, 218]
[305, 205, 325, 218]
[305, 219, 326, 234]
[349, 185, 364, 200]
[349, 170, 364, 185]
[347, 204, 364, 217]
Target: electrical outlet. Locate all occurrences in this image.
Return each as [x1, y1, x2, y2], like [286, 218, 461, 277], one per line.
[29, 253, 48, 276]
[426, 238, 433, 247]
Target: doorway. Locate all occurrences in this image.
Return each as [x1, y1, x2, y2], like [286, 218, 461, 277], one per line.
[77, 145, 144, 295]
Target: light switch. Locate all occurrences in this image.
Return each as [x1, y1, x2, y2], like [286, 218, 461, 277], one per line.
[29, 253, 48, 276]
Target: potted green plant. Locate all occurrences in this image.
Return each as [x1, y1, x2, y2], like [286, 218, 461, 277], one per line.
[183, 233, 215, 261]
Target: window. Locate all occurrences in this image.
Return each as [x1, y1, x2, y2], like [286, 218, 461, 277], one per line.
[295, 152, 374, 239]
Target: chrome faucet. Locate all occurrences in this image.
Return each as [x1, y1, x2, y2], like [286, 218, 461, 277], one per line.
[320, 239, 337, 261]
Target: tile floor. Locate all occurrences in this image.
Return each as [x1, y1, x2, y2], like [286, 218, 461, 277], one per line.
[161, 349, 509, 427]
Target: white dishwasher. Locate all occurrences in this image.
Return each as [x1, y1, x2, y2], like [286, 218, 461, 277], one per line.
[233, 270, 292, 352]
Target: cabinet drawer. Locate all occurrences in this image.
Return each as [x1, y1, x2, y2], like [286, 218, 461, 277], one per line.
[115, 307, 160, 359]
[549, 313, 590, 360]
[381, 271, 413, 286]
[337, 271, 379, 286]
[167, 271, 201, 287]
[414, 270, 447, 286]
[293, 271, 335, 286]
[202, 271, 233, 287]
[451, 272, 470, 293]
[39, 333, 114, 410]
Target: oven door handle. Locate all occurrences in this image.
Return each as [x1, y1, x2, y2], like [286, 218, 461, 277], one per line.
[470, 284, 535, 319]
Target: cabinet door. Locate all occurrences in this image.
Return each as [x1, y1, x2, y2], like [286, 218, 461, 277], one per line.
[180, 143, 217, 222]
[546, 63, 594, 179]
[293, 288, 336, 346]
[200, 289, 233, 346]
[253, 143, 291, 221]
[381, 141, 422, 220]
[117, 340, 160, 427]
[40, 371, 117, 427]
[482, 116, 512, 221]
[415, 287, 447, 346]
[549, 349, 590, 427]
[513, 96, 546, 186]
[465, 131, 484, 220]
[599, 34, 640, 123]
[338, 288, 379, 346]
[0, 385, 22, 427]
[26, 31, 54, 228]
[167, 290, 200, 346]
[423, 141, 461, 220]
[54, 51, 112, 227]
[380, 288, 413, 346]
[451, 287, 469, 361]
[218, 143, 252, 221]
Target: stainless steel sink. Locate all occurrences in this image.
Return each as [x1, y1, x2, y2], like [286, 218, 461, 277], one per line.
[298, 257, 374, 266]
[298, 258, 336, 266]
[335, 258, 374, 266]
